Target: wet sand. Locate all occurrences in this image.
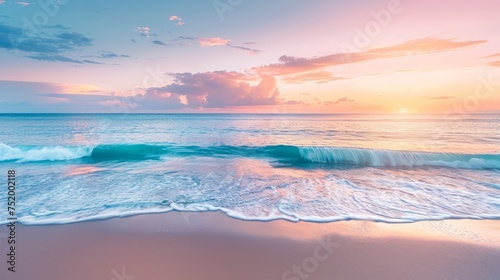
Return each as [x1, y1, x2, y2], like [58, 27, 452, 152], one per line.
[1, 212, 499, 280]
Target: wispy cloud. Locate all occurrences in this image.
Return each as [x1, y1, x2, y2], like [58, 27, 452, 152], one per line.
[56, 32, 92, 47]
[228, 44, 260, 54]
[0, 23, 93, 54]
[44, 24, 69, 30]
[324, 97, 356, 105]
[178, 35, 231, 46]
[0, 23, 97, 63]
[152, 40, 168, 46]
[282, 71, 344, 84]
[134, 26, 151, 37]
[178, 36, 196, 40]
[93, 51, 130, 59]
[177, 35, 260, 53]
[169, 15, 185, 26]
[483, 53, 500, 67]
[197, 37, 230, 47]
[423, 95, 455, 100]
[26, 54, 102, 64]
[82, 59, 104, 64]
[255, 37, 486, 76]
[483, 53, 500, 59]
[489, 61, 500, 67]
[0, 81, 116, 112]
[150, 40, 190, 47]
[283, 100, 306, 105]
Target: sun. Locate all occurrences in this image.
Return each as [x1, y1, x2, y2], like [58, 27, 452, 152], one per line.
[399, 108, 410, 114]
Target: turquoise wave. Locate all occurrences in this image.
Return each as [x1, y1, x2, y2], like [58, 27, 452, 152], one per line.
[1, 142, 500, 169]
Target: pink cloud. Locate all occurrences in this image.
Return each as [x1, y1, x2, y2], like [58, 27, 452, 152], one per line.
[483, 53, 500, 59]
[169, 15, 185, 26]
[179, 95, 188, 105]
[177, 36, 259, 53]
[255, 37, 486, 76]
[324, 97, 356, 106]
[197, 37, 231, 47]
[489, 61, 500, 67]
[282, 71, 345, 84]
[133, 37, 487, 110]
[141, 71, 280, 108]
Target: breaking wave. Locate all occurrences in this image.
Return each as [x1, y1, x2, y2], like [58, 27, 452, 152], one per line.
[1, 143, 499, 170]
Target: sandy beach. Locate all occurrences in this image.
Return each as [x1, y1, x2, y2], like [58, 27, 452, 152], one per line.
[1, 212, 499, 280]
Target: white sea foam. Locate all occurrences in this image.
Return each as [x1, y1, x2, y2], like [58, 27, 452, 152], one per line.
[0, 142, 92, 162]
[298, 146, 500, 169]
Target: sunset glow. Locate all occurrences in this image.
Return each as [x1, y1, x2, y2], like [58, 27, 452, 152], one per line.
[0, 0, 499, 113]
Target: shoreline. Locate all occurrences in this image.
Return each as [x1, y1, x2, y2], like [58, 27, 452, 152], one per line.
[1, 212, 499, 280]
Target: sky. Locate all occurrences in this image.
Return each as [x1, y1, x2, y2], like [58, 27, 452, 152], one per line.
[0, 0, 499, 114]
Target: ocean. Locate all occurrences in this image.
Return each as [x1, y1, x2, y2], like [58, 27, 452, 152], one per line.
[0, 114, 499, 224]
